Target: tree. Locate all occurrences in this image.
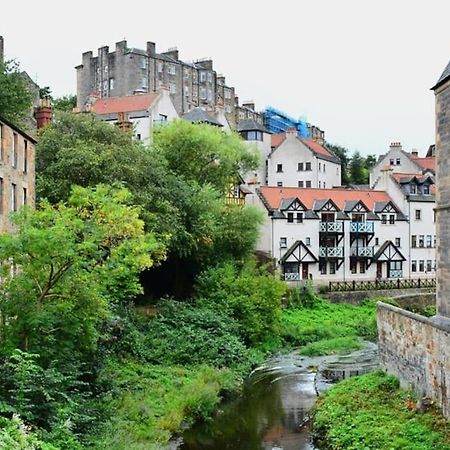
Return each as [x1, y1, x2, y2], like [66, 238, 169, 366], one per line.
[53, 95, 77, 112]
[0, 60, 33, 126]
[349, 150, 368, 184]
[0, 185, 165, 363]
[326, 142, 350, 184]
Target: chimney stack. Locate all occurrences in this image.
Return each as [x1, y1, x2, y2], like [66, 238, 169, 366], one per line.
[35, 98, 53, 129]
[411, 149, 418, 157]
[389, 142, 402, 151]
[115, 112, 132, 132]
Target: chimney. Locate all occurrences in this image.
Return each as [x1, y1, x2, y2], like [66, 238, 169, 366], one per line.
[242, 101, 255, 111]
[115, 40, 127, 54]
[163, 47, 179, 60]
[389, 142, 402, 151]
[115, 112, 132, 132]
[146, 41, 156, 56]
[286, 127, 297, 137]
[0, 36, 4, 64]
[411, 149, 418, 157]
[35, 98, 53, 129]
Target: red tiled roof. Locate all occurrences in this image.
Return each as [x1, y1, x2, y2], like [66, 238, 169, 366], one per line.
[259, 186, 391, 210]
[411, 156, 435, 172]
[300, 138, 335, 159]
[91, 93, 160, 115]
[271, 133, 286, 148]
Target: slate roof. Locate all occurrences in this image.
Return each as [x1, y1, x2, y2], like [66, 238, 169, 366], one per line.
[236, 119, 268, 133]
[432, 59, 450, 90]
[0, 115, 37, 143]
[182, 107, 223, 127]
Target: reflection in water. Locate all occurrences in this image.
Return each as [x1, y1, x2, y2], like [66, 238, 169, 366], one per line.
[179, 344, 378, 450]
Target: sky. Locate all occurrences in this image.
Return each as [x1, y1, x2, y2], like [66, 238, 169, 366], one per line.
[2, 0, 450, 155]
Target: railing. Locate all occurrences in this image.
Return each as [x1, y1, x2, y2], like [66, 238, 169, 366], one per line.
[283, 273, 300, 281]
[319, 222, 343, 233]
[328, 278, 436, 292]
[389, 270, 402, 278]
[319, 246, 344, 258]
[350, 222, 374, 233]
[350, 246, 374, 257]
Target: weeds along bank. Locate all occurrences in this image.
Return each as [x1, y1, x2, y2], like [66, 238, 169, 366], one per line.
[312, 371, 450, 450]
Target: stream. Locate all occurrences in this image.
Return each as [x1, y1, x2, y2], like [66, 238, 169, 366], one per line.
[175, 342, 379, 450]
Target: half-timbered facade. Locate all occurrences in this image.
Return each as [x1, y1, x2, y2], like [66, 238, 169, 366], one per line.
[247, 186, 417, 283]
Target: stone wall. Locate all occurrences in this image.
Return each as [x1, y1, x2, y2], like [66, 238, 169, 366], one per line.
[377, 302, 450, 417]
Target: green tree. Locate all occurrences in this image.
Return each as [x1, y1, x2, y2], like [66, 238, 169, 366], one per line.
[53, 95, 77, 112]
[0, 60, 33, 126]
[349, 150, 368, 184]
[365, 154, 377, 170]
[326, 143, 350, 184]
[0, 185, 165, 361]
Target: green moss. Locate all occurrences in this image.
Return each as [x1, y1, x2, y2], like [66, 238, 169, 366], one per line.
[313, 371, 450, 450]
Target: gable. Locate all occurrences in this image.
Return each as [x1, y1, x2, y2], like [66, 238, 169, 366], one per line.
[280, 240, 318, 264]
[280, 197, 307, 212]
[373, 241, 406, 262]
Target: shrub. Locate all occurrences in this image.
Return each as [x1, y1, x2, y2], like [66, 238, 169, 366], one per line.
[196, 263, 285, 345]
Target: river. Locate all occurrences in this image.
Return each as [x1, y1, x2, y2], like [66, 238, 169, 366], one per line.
[176, 342, 378, 450]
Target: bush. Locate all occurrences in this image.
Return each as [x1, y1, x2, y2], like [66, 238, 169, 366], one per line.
[286, 283, 323, 308]
[196, 263, 285, 345]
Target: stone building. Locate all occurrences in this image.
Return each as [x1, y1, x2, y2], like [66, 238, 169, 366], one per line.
[0, 116, 36, 232]
[76, 40, 262, 127]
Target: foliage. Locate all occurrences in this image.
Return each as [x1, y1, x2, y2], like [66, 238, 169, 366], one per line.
[280, 298, 377, 351]
[196, 262, 285, 345]
[349, 150, 367, 185]
[143, 301, 251, 370]
[313, 371, 450, 450]
[299, 336, 362, 356]
[0, 185, 164, 362]
[0, 60, 33, 126]
[285, 282, 322, 308]
[92, 361, 237, 450]
[53, 95, 76, 112]
[152, 119, 259, 194]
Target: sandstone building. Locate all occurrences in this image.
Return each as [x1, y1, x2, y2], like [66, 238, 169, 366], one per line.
[0, 117, 36, 232]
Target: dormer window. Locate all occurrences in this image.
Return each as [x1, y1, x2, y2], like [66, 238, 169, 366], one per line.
[287, 212, 294, 223]
[410, 184, 417, 194]
[423, 184, 430, 195]
[247, 130, 262, 141]
[352, 213, 364, 222]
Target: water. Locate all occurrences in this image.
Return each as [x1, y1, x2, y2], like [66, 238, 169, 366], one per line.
[177, 343, 378, 450]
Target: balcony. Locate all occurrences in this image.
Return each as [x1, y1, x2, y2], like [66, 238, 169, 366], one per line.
[319, 246, 344, 258]
[283, 273, 300, 281]
[319, 222, 343, 233]
[389, 270, 402, 278]
[350, 246, 374, 257]
[350, 221, 374, 233]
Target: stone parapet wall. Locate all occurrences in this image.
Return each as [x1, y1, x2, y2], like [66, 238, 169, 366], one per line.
[377, 302, 450, 417]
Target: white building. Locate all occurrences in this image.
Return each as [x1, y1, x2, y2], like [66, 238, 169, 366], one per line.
[267, 129, 341, 189]
[247, 185, 435, 283]
[91, 89, 178, 142]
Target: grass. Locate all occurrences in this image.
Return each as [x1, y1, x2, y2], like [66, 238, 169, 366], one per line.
[279, 296, 378, 355]
[91, 360, 238, 450]
[313, 371, 450, 450]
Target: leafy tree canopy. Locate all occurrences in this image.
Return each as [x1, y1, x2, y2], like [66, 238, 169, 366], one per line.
[53, 94, 77, 112]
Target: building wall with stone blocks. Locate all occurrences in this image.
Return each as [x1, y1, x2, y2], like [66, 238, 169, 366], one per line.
[0, 118, 36, 233]
[378, 302, 450, 417]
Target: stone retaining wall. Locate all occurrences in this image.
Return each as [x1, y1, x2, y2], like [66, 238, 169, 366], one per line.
[377, 302, 450, 417]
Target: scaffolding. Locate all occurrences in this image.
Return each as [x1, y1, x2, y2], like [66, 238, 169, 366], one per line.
[263, 106, 310, 138]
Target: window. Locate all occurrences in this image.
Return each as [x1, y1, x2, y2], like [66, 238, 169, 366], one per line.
[375, 237, 379, 246]
[141, 77, 148, 89]
[247, 131, 262, 141]
[351, 260, 357, 274]
[330, 262, 336, 274]
[323, 164, 326, 173]
[200, 87, 207, 100]
[319, 260, 327, 275]
[22, 187, 27, 206]
[168, 65, 176, 75]
[298, 162, 304, 171]
[423, 185, 430, 195]
[136, 134, 141, 140]
[412, 260, 417, 272]
[390, 159, 394, 165]
[277, 164, 283, 173]
[434, 235, 437, 248]
[427, 260, 432, 272]
[305, 237, 311, 246]
[277, 181, 283, 187]
[280, 237, 287, 248]
[23, 140, 28, 173]
[12, 133, 17, 168]
[411, 235, 417, 248]
[224, 89, 231, 99]
[11, 183, 16, 212]
[396, 158, 401, 165]
[395, 237, 401, 247]
[415, 209, 421, 220]
[287, 212, 294, 223]
[426, 235, 432, 248]
[319, 162, 321, 171]
[200, 71, 206, 82]
[419, 235, 424, 248]
[389, 214, 395, 224]
[318, 181, 321, 188]
[296, 213, 303, 223]
[140, 57, 147, 69]
[109, 78, 115, 90]
[169, 83, 176, 94]
[305, 162, 311, 171]
[410, 184, 417, 194]
[360, 261, 366, 274]
[104, 65, 108, 73]
[324, 182, 326, 188]
[298, 181, 304, 188]
[381, 214, 387, 224]
[207, 72, 213, 83]
[419, 260, 424, 272]
[434, 210, 436, 222]
[306, 181, 311, 188]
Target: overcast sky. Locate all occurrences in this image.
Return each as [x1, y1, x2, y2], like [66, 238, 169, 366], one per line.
[2, 0, 450, 155]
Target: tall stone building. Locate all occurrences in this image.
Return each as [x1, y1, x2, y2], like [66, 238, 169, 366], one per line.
[76, 40, 259, 127]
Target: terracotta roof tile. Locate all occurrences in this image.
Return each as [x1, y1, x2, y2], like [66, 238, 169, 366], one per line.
[271, 133, 286, 148]
[91, 93, 160, 115]
[300, 138, 335, 159]
[411, 155, 435, 172]
[259, 186, 392, 211]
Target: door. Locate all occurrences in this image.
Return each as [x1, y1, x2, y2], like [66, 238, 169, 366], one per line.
[376, 262, 382, 279]
[302, 263, 309, 280]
